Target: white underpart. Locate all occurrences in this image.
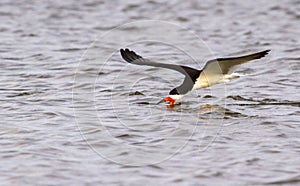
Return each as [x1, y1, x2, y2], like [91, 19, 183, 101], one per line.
[224, 72, 242, 81]
[169, 73, 243, 100]
[193, 73, 242, 90]
[169, 94, 184, 100]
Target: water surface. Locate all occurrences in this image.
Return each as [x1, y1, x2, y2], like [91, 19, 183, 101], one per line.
[0, 0, 299, 185]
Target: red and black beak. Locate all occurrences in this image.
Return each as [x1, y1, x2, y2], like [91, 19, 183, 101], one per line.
[163, 96, 176, 107]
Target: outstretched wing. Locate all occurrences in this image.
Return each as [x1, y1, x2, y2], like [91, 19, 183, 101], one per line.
[120, 48, 200, 77]
[202, 50, 271, 75]
[120, 48, 201, 94]
[198, 50, 271, 86]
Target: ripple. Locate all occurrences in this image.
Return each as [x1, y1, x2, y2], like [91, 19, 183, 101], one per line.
[1, 0, 300, 185]
[266, 174, 300, 185]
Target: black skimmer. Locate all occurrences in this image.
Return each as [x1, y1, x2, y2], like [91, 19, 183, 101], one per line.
[120, 48, 270, 107]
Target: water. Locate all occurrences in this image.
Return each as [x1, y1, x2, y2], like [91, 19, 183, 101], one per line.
[1, 0, 299, 185]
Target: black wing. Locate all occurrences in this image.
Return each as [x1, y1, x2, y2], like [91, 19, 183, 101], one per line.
[202, 50, 271, 75]
[120, 48, 201, 94]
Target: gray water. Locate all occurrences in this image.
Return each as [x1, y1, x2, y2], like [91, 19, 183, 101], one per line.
[1, 0, 300, 185]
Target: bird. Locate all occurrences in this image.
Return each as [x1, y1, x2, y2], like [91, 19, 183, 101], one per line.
[120, 48, 270, 107]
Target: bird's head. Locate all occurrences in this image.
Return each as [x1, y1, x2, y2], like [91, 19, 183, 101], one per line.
[163, 88, 183, 107]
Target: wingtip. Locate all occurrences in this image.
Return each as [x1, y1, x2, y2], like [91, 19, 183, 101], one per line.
[120, 48, 142, 63]
[120, 48, 130, 62]
[254, 49, 271, 59]
[262, 49, 271, 57]
[120, 48, 128, 54]
[120, 48, 131, 54]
